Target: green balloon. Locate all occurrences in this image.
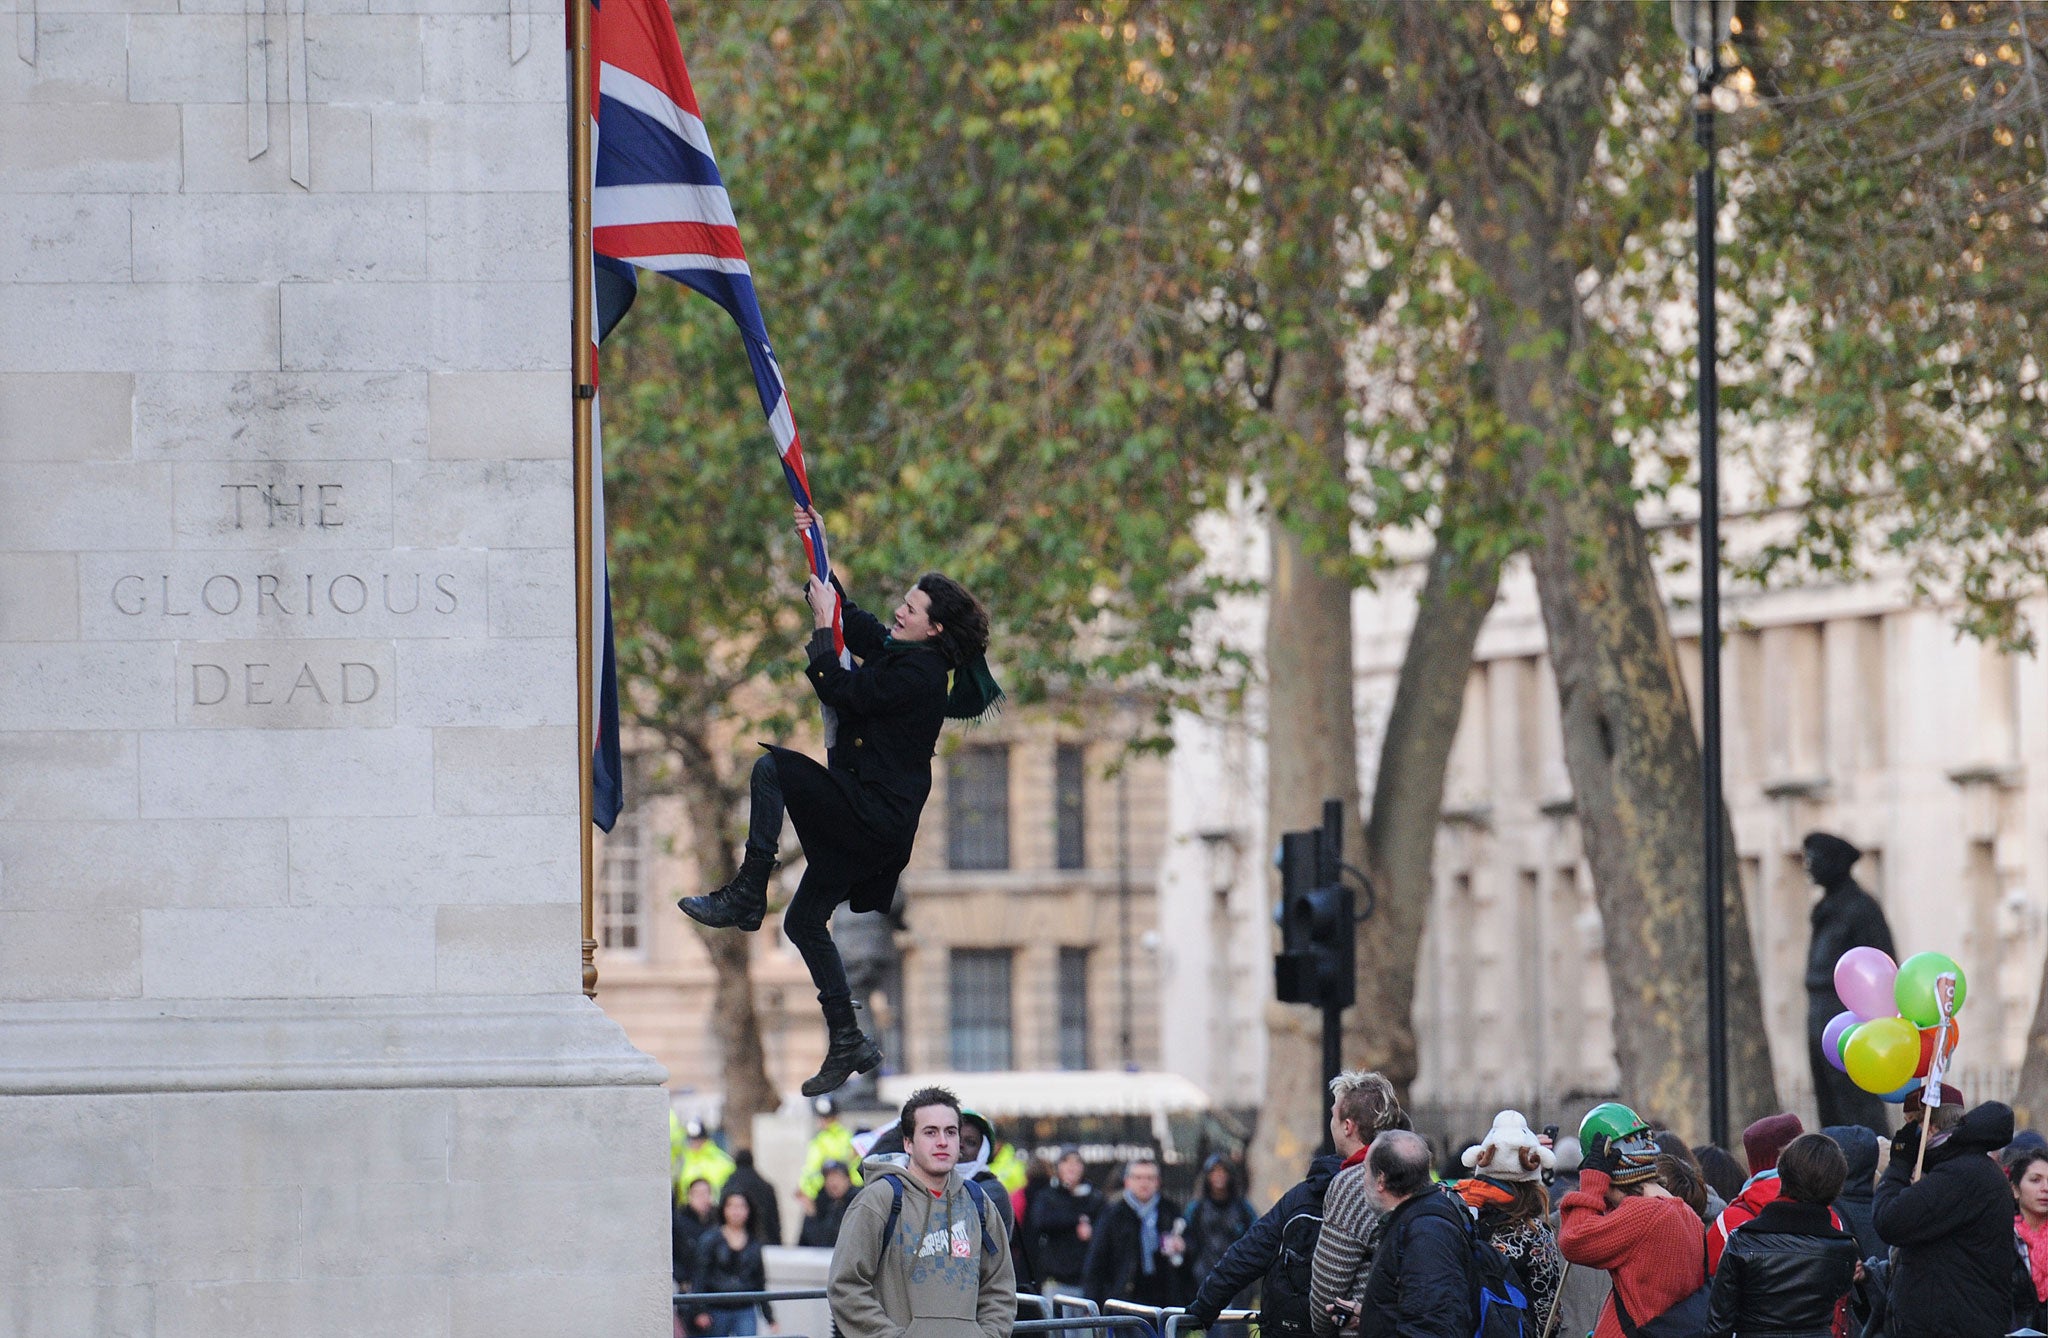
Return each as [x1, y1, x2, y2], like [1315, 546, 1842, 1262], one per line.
[1894, 951, 1968, 1028]
[1836, 1020, 1863, 1064]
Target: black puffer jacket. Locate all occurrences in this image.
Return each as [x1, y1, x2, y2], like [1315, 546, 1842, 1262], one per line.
[1186, 1153, 1345, 1325]
[1704, 1199, 1858, 1338]
[1359, 1188, 1474, 1338]
[1824, 1124, 1883, 1260]
[1873, 1103, 2019, 1338]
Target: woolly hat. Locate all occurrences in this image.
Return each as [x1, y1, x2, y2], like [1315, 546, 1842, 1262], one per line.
[1609, 1133, 1663, 1188]
[1803, 832, 1862, 887]
[1462, 1110, 1557, 1184]
[1903, 1082, 1964, 1115]
[1743, 1112, 1804, 1175]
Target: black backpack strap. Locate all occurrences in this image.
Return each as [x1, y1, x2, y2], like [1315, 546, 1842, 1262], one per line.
[875, 1173, 906, 1269]
[875, 1171, 999, 1266]
[1609, 1282, 1644, 1338]
[961, 1176, 1000, 1256]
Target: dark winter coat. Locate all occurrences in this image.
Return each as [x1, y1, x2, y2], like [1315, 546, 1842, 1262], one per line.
[1358, 1188, 1474, 1338]
[1083, 1193, 1191, 1309]
[1186, 1189, 1258, 1283]
[694, 1229, 775, 1321]
[1705, 1198, 1859, 1338]
[770, 582, 951, 915]
[1824, 1125, 1884, 1260]
[675, 1207, 718, 1285]
[1187, 1153, 1347, 1324]
[1872, 1102, 2019, 1338]
[1027, 1181, 1106, 1285]
[801, 1186, 856, 1248]
[726, 1161, 784, 1248]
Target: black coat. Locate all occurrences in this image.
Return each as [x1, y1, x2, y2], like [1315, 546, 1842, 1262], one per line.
[725, 1163, 783, 1248]
[770, 583, 950, 915]
[1027, 1181, 1107, 1284]
[674, 1207, 718, 1285]
[694, 1229, 774, 1320]
[1084, 1193, 1192, 1308]
[1872, 1103, 2019, 1338]
[1824, 1124, 1884, 1260]
[1186, 1192, 1258, 1281]
[1705, 1199, 1859, 1338]
[1188, 1153, 1346, 1323]
[799, 1186, 855, 1248]
[1359, 1188, 1473, 1338]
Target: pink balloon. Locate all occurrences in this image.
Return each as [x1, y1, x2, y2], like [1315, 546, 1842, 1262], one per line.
[1821, 1010, 1859, 1073]
[1836, 946, 1900, 1021]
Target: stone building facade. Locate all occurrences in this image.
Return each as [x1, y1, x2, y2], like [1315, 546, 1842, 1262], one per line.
[1159, 531, 2048, 1135]
[595, 703, 1168, 1109]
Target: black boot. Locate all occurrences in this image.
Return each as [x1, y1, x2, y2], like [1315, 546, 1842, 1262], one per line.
[802, 1014, 883, 1098]
[678, 852, 776, 932]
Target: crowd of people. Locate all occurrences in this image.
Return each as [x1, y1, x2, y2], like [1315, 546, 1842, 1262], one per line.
[672, 1073, 2048, 1338]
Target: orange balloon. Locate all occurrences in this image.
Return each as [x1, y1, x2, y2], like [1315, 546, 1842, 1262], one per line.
[1914, 1019, 1962, 1078]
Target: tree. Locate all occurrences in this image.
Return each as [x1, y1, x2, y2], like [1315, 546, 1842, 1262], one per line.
[1720, 1, 2048, 1119]
[1392, 0, 1783, 1135]
[602, 0, 1251, 1132]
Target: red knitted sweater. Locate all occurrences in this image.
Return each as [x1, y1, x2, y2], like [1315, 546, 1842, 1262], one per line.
[1558, 1169, 1708, 1338]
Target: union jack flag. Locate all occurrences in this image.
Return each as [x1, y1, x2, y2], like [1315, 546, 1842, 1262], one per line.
[588, 0, 849, 749]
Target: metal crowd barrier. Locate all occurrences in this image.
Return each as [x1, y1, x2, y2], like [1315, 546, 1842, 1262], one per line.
[1164, 1309, 1260, 1338]
[671, 1288, 828, 1310]
[1014, 1317, 1160, 1336]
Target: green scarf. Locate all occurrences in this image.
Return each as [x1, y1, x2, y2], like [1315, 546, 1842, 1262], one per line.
[884, 638, 1005, 722]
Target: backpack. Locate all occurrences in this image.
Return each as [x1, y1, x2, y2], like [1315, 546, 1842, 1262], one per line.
[872, 1172, 1000, 1267]
[1259, 1210, 1324, 1336]
[1463, 1215, 1534, 1338]
[1609, 1277, 1710, 1338]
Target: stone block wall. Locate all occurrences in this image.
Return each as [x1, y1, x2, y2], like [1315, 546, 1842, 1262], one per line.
[0, 2, 671, 1332]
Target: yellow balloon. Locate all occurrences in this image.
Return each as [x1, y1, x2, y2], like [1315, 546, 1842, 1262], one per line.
[1844, 1016, 1921, 1095]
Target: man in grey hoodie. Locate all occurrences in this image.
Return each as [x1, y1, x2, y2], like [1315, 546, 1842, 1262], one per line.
[830, 1086, 1016, 1338]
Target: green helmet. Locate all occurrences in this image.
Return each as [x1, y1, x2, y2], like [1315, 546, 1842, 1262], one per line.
[1579, 1102, 1649, 1146]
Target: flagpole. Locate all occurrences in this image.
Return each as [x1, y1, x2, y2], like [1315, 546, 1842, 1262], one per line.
[570, 0, 598, 999]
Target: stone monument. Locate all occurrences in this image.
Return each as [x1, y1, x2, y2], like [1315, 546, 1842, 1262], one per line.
[0, 4, 671, 1333]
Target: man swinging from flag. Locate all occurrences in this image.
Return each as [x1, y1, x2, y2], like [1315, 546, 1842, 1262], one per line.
[585, 0, 1000, 1094]
[683, 505, 1000, 1096]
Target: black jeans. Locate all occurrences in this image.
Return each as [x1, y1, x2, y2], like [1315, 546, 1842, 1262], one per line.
[746, 754, 856, 1028]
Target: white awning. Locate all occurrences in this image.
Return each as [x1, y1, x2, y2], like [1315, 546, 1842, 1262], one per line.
[877, 1070, 1214, 1119]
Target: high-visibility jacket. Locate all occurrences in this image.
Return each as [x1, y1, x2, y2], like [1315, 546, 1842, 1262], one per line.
[671, 1115, 736, 1204]
[798, 1120, 860, 1199]
[989, 1142, 1028, 1195]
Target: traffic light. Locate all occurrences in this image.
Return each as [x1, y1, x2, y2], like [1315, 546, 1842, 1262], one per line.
[1273, 826, 1356, 1011]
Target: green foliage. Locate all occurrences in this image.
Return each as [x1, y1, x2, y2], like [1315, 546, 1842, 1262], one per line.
[1730, 1, 2048, 648]
[601, 0, 1254, 767]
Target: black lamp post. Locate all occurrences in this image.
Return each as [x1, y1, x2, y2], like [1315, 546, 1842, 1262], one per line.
[1673, 0, 1736, 1151]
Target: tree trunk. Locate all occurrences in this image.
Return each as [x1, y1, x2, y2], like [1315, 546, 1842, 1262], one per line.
[1351, 502, 1504, 1105]
[2013, 949, 2048, 1128]
[675, 751, 777, 1151]
[1394, 0, 1782, 1142]
[1251, 334, 1363, 1203]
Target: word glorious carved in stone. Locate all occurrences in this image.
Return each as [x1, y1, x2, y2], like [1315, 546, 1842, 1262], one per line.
[110, 571, 461, 619]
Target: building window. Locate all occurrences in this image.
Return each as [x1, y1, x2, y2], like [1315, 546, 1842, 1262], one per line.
[949, 949, 1014, 1070]
[1055, 744, 1086, 870]
[1058, 947, 1090, 1070]
[598, 811, 645, 954]
[947, 745, 1010, 870]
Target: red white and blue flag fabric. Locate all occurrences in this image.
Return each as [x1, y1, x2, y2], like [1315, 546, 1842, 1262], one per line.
[588, 0, 850, 760]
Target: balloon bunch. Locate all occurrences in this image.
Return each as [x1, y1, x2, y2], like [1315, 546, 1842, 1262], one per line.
[1823, 948, 1969, 1102]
